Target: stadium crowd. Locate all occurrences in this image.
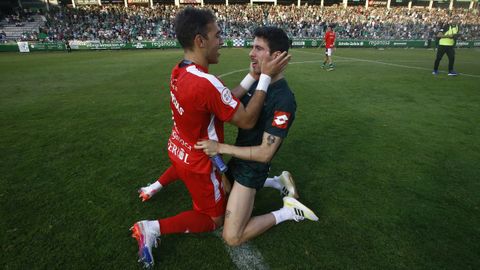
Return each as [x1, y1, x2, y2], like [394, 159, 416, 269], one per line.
[5, 4, 480, 42]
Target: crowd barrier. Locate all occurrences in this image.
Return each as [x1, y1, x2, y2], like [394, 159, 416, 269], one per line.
[2, 39, 480, 52]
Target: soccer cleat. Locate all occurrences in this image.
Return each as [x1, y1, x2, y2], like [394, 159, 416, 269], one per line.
[278, 171, 299, 199]
[448, 71, 458, 76]
[432, 70, 439, 75]
[283, 197, 319, 222]
[138, 183, 161, 202]
[131, 221, 160, 269]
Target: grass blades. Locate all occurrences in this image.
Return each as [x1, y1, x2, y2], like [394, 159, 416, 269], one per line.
[1, 48, 479, 269]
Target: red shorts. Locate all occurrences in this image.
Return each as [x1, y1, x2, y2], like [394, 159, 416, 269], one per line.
[173, 164, 226, 218]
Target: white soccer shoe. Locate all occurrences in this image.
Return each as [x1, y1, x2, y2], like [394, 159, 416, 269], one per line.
[131, 221, 160, 269]
[278, 171, 299, 199]
[283, 197, 319, 222]
[138, 183, 161, 202]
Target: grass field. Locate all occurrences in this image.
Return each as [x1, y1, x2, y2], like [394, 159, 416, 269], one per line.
[1, 47, 479, 269]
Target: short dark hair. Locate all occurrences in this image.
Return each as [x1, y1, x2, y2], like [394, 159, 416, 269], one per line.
[174, 7, 216, 50]
[253, 26, 289, 54]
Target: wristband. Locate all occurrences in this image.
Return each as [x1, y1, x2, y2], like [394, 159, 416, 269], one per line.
[256, 74, 271, 93]
[240, 73, 256, 90]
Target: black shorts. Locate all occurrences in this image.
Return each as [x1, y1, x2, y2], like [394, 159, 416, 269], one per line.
[225, 158, 270, 190]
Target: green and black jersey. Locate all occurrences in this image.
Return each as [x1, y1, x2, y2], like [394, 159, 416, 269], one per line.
[226, 78, 296, 190]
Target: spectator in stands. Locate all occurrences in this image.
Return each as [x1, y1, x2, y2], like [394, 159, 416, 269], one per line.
[7, 4, 480, 43]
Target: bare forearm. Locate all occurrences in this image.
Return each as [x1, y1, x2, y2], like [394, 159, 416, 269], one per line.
[233, 90, 266, 129]
[231, 85, 248, 99]
[245, 91, 266, 125]
[219, 143, 271, 163]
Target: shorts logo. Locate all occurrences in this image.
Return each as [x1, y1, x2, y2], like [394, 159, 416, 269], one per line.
[272, 111, 290, 129]
[221, 87, 233, 105]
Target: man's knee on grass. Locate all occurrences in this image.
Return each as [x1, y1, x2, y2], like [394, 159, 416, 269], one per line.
[222, 223, 244, 246]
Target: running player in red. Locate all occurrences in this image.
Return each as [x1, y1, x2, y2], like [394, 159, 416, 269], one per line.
[130, 7, 290, 269]
[322, 25, 336, 71]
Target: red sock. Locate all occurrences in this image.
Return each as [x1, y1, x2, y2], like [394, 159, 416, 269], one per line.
[157, 165, 179, 186]
[158, 210, 216, 235]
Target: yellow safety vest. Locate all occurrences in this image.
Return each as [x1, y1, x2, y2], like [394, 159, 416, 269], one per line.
[439, 25, 458, 46]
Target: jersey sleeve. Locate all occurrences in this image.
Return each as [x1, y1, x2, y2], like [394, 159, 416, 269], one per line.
[201, 75, 240, 122]
[264, 96, 296, 138]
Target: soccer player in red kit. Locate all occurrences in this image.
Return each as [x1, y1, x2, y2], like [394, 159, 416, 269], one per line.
[322, 25, 336, 71]
[130, 7, 290, 268]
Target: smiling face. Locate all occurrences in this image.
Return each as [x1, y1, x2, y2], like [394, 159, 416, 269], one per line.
[249, 37, 271, 75]
[203, 22, 224, 64]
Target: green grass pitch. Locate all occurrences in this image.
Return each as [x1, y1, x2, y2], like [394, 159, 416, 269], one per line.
[1, 48, 479, 269]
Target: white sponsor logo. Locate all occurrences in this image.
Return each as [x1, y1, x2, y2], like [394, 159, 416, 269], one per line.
[338, 41, 364, 47]
[153, 40, 177, 47]
[221, 87, 233, 105]
[369, 40, 390, 46]
[168, 140, 190, 164]
[274, 114, 289, 126]
[171, 130, 192, 151]
[170, 92, 184, 115]
[292, 41, 306, 46]
[369, 0, 387, 5]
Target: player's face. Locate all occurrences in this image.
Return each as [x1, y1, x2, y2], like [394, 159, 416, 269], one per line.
[204, 22, 223, 64]
[249, 37, 271, 75]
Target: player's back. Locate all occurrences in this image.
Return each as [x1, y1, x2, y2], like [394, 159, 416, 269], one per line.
[171, 68, 213, 142]
[168, 62, 238, 173]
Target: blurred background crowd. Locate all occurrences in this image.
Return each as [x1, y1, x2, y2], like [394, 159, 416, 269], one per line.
[1, 4, 479, 43]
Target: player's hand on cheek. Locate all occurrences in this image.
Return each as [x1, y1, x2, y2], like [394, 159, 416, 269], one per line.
[250, 62, 260, 79]
[261, 51, 290, 77]
[273, 51, 291, 74]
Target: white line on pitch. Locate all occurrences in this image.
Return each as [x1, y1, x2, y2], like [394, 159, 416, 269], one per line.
[293, 49, 480, 78]
[213, 229, 269, 270]
[218, 60, 352, 78]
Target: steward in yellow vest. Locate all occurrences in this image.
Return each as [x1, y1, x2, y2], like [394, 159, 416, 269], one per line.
[433, 18, 460, 76]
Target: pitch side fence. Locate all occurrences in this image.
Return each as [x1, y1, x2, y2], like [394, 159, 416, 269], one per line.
[2, 39, 480, 52]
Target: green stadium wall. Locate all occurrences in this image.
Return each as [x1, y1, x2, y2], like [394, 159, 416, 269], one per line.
[2, 39, 480, 52]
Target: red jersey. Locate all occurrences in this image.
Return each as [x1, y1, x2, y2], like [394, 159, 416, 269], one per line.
[324, 30, 336, 49]
[168, 62, 239, 174]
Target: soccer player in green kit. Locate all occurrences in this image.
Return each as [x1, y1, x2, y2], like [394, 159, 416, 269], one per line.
[195, 26, 319, 247]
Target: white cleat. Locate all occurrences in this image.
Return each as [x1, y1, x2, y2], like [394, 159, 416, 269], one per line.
[283, 197, 319, 222]
[130, 221, 160, 269]
[278, 171, 299, 199]
[138, 183, 161, 202]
